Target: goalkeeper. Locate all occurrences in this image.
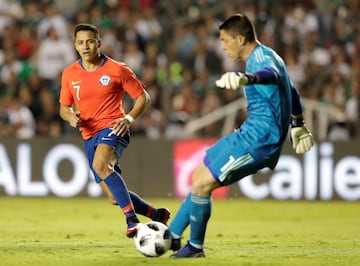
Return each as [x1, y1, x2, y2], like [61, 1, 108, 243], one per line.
[168, 13, 313, 258]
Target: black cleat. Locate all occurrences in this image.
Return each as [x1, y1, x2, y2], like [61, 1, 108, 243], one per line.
[169, 241, 205, 258]
[170, 238, 181, 251]
[153, 208, 171, 225]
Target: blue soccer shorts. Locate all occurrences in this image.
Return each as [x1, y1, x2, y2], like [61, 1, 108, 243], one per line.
[204, 132, 281, 186]
[83, 128, 130, 183]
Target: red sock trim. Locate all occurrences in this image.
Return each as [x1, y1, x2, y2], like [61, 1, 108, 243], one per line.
[122, 203, 134, 214]
[146, 206, 154, 218]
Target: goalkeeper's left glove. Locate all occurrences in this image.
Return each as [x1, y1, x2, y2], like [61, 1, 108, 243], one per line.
[290, 116, 314, 154]
[216, 72, 256, 90]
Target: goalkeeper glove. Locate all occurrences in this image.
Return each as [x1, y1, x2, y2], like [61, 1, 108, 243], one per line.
[290, 122, 314, 154]
[215, 72, 256, 90]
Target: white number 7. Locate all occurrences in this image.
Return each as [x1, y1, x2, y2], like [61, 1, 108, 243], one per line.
[73, 85, 80, 101]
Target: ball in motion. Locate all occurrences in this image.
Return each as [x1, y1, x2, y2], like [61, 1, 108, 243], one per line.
[134, 221, 172, 257]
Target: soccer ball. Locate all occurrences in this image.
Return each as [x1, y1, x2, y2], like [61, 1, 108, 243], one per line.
[134, 221, 172, 257]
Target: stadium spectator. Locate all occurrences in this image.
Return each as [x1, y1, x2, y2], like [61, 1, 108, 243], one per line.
[37, 3, 69, 40]
[0, 0, 358, 140]
[37, 26, 76, 90]
[0, 0, 22, 36]
[0, 47, 23, 96]
[36, 88, 62, 137]
[5, 95, 36, 139]
[122, 41, 144, 75]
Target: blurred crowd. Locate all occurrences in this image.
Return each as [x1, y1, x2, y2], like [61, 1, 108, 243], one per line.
[0, 0, 359, 141]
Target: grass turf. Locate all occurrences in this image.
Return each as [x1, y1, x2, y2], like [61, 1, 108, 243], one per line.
[0, 197, 359, 266]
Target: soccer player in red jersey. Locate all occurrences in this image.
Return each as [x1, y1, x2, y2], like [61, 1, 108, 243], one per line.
[59, 24, 170, 238]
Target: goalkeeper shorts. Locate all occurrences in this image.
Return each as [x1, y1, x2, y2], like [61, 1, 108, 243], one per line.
[204, 132, 281, 186]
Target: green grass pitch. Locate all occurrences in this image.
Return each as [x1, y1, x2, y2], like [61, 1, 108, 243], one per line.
[0, 197, 359, 266]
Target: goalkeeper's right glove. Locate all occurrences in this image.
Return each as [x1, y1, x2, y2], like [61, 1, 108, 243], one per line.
[215, 72, 256, 90]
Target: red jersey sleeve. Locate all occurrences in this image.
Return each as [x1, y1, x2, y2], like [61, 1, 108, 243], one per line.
[59, 63, 75, 106]
[119, 63, 145, 99]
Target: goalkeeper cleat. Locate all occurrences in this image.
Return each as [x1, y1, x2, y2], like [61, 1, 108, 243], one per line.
[153, 208, 171, 225]
[170, 238, 181, 251]
[169, 241, 205, 258]
[126, 216, 140, 238]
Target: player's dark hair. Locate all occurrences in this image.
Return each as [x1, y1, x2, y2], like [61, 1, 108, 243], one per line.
[219, 13, 257, 43]
[74, 23, 100, 39]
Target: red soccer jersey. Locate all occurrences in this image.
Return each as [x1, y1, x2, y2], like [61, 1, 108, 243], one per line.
[59, 56, 145, 139]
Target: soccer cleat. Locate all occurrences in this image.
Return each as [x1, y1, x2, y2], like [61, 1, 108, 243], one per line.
[153, 208, 171, 225]
[170, 238, 181, 251]
[169, 241, 205, 258]
[126, 215, 140, 238]
[126, 225, 138, 238]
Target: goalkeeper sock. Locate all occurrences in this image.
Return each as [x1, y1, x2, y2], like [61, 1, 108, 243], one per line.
[169, 193, 192, 238]
[104, 172, 136, 219]
[189, 194, 212, 249]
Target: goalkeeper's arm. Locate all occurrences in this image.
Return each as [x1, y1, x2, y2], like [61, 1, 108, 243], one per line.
[216, 67, 279, 89]
[243, 67, 279, 85]
[290, 85, 304, 127]
[289, 85, 313, 154]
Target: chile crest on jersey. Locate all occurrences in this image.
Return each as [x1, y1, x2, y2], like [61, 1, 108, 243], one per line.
[99, 75, 111, 86]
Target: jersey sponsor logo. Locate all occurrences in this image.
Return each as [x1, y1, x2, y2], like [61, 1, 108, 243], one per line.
[99, 75, 111, 86]
[71, 80, 82, 85]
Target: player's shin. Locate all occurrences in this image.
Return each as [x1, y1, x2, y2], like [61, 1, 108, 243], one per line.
[104, 172, 139, 236]
[189, 194, 212, 249]
[104, 172, 134, 213]
[168, 193, 192, 247]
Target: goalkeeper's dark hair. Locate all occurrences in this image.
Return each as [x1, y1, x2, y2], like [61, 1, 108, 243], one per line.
[219, 13, 257, 43]
[74, 23, 100, 39]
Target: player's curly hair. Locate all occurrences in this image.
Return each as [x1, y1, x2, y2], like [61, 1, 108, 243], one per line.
[219, 13, 257, 43]
[74, 23, 100, 39]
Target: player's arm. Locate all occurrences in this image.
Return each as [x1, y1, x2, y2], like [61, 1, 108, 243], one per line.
[126, 90, 151, 123]
[240, 67, 279, 84]
[59, 104, 81, 128]
[289, 85, 313, 154]
[59, 69, 81, 129]
[216, 67, 278, 89]
[290, 86, 304, 127]
[110, 90, 151, 136]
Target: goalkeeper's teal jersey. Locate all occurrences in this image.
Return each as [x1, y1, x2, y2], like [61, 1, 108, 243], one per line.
[204, 43, 293, 185]
[237, 44, 292, 161]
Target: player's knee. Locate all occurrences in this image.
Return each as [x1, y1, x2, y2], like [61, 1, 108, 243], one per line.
[92, 161, 110, 178]
[192, 173, 219, 196]
[109, 198, 118, 205]
[192, 178, 211, 196]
